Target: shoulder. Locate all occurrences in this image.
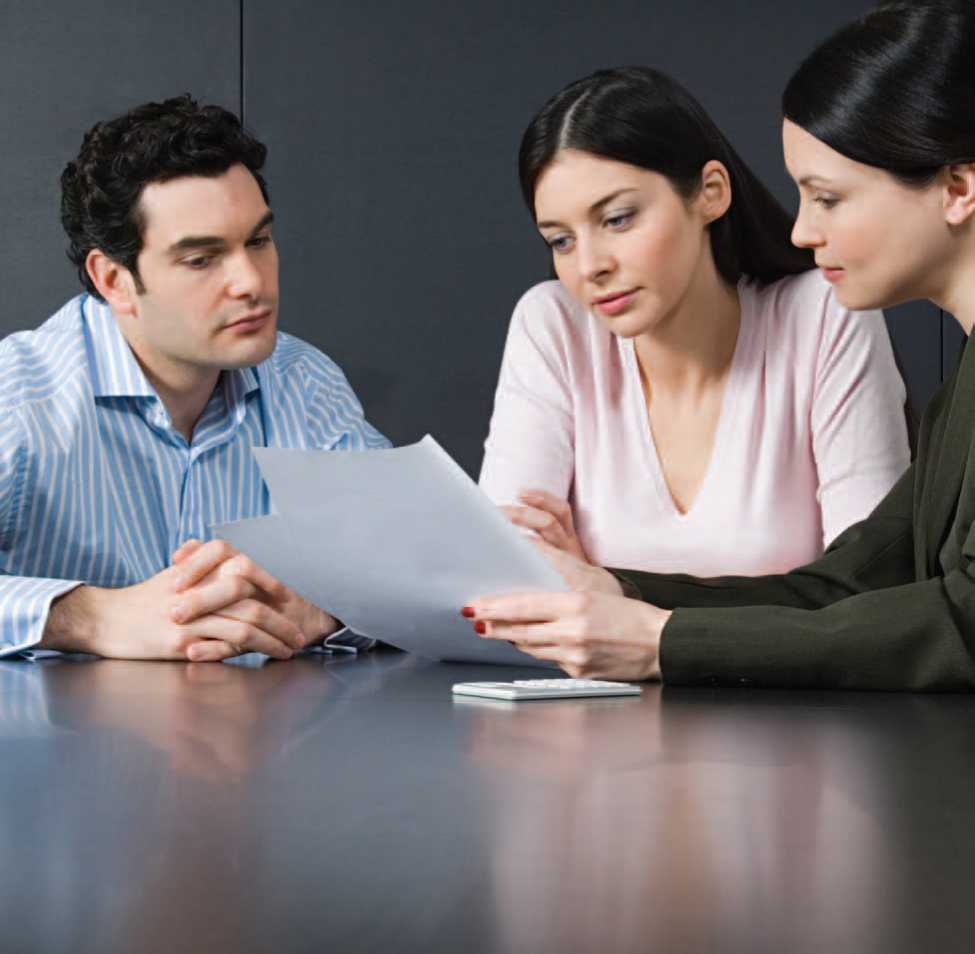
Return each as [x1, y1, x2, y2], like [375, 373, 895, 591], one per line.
[747, 269, 889, 355]
[0, 296, 89, 412]
[506, 280, 596, 362]
[512, 280, 587, 329]
[265, 330, 356, 394]
[263, 331, 389, 449]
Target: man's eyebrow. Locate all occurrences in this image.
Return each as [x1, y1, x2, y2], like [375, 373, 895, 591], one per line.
[537, 189, 638, 230]
[167, 211, 275, 255]
[249, 211, 275, 237]
[167, 234, 227, 255]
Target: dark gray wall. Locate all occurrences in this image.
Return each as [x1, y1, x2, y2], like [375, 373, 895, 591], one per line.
[1, 1, 951, 475]
[0, 0, 239, 329]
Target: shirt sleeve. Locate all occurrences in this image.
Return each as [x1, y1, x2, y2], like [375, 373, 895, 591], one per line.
[810, 291, 911, 546]
[0, 408, 82, 659]
[479, 285, 576, 504]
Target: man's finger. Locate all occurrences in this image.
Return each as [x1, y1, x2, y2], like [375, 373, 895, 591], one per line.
[180, 613, 295, 660]
[185, 639, 240, 662]
[171, 538, 204, 564]
[170, 576, 258, 624]
[217, 554, 290, 602]
[216, 598, 305, 651]
[172, 539, 239, 591]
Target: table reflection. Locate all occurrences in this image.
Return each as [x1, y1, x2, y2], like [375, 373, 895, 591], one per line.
[462, 689, 903, 954]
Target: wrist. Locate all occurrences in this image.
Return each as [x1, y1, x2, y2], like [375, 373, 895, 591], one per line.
[40, 585, 103, 654]
[593, 565, 624, 596]
[642, 603, 671, 681]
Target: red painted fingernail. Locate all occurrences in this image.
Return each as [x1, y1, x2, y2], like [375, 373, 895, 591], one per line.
[461, 606, 475, 618]
[474, 621, 486, 635]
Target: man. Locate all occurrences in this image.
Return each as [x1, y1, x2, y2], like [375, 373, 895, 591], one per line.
[0, 95, 389, 661]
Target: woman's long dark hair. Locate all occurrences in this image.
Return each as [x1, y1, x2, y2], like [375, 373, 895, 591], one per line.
[519, 66, 814, 286]
[783, 1, 975, 186]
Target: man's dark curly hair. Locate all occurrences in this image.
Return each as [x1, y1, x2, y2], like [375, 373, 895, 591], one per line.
[60, 94, 269, 299]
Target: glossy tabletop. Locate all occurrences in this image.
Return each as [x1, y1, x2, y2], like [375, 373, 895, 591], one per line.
[2, 650, 974, 954]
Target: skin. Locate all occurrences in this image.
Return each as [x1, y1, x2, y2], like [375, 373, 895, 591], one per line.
[469, 122, 975, 681]
[782, 119, 975, 330]
[40, 163, 339, 661]
[532, 149, 741, 515]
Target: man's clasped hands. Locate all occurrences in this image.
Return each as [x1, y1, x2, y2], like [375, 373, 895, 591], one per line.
[44, 539, 339, 662]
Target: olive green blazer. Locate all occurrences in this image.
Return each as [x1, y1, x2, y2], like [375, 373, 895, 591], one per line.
[613, 330, 975, 691]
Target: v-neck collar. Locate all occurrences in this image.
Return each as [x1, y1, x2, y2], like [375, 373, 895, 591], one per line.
[623, 280, 751, 520]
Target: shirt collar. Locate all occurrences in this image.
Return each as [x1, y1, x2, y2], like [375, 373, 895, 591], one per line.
[82, 294, 262, 403]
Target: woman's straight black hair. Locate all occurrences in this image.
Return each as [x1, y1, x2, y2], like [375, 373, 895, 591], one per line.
[783, 1, 975, 185]
[519, 66, 814, 286]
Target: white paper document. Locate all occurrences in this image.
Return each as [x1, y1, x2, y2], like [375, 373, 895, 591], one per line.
[213, 436, 566, 667]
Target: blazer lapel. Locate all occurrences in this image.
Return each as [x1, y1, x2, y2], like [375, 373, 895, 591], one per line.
[921, 330, 975, 573]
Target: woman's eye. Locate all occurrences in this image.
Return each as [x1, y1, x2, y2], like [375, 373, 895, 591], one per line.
[605, 210, 635, 229]
[813, 196, 839, 210]
[547, 235, 573, 253]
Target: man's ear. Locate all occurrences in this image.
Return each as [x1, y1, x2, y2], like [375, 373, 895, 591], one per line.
[943, 162, 975, 227]
[86, 250, 140, 317]
[698, 159, 733, 225]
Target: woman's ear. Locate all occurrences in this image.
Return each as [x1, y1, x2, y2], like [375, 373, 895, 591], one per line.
[943, 162, 975, 227]
[698, 160, 733, 225]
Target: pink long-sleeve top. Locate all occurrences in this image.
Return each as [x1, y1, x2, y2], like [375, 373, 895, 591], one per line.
[479, 271, 912, 577]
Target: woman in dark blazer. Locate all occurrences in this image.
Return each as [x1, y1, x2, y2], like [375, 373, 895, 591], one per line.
[465, 1, 975, 691]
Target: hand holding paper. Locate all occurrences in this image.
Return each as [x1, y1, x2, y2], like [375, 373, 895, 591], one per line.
[214, 436, 566, 666]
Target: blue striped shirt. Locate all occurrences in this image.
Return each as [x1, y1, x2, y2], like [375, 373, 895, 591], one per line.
[0, 294, 390, 657]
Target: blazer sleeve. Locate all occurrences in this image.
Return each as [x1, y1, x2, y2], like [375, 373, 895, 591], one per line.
[611, 465, 975, 690]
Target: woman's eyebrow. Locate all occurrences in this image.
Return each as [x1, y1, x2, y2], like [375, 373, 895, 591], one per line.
[537, 188, 638, 229]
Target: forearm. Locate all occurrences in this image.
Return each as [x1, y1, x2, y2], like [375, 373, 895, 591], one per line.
[0, 575, 86, 658]
[37, 585, 102, 654]
[660, 574, 975, 691]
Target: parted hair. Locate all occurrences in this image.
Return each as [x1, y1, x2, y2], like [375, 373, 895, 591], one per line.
[783, 1, 975, 186]
[60, 94, 269, 299]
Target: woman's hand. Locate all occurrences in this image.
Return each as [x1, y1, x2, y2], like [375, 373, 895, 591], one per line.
[463, 590, 670, 681]
[503, 489, 590, 562]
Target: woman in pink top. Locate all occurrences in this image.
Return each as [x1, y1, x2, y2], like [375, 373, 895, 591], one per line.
[479, 66, 910, 578]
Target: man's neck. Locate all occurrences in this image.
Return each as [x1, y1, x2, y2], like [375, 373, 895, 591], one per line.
[147, 367, 221, 442]
[117, 325, 221, 442]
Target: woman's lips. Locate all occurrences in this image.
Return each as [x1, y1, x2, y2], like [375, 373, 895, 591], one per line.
[821, 267, 845, 284]
[593, 289, 638, 317]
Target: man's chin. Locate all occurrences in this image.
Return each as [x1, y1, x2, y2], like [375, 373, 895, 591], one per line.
[216, 334, 278, 371]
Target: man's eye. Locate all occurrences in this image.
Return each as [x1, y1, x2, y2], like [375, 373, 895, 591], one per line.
[248, 235, 273, 248]
[183, 256, 212, 269]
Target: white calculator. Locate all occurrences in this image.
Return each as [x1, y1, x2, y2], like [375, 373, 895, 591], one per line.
[451, 678, 642, 701]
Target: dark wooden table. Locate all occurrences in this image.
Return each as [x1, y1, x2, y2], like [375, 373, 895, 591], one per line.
[2, 650, 973, 953]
